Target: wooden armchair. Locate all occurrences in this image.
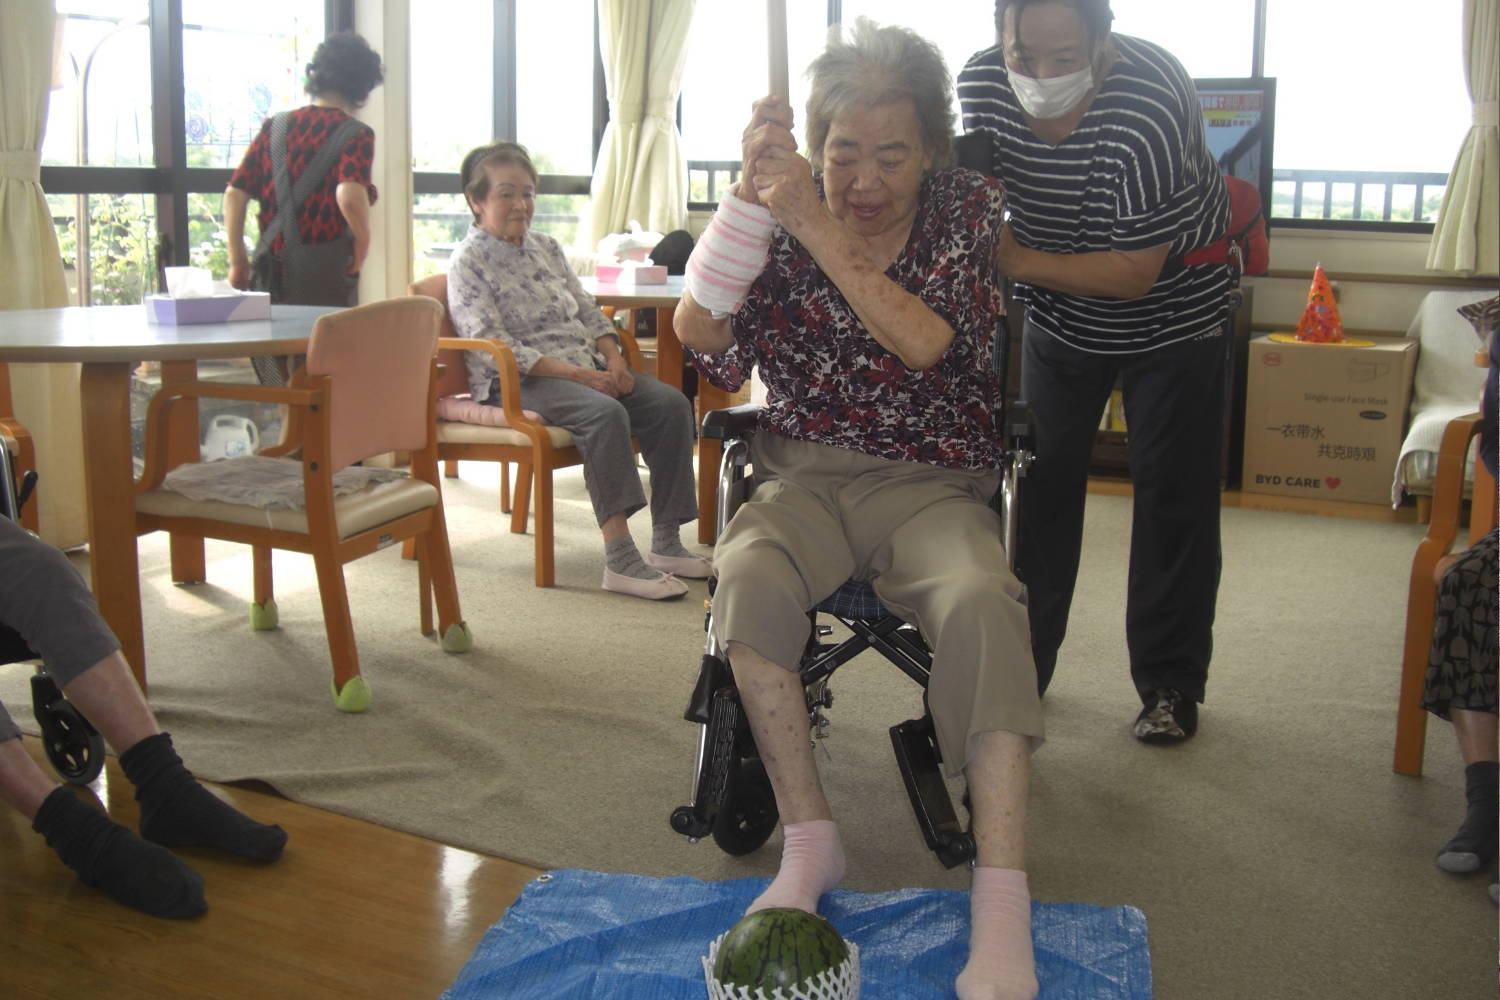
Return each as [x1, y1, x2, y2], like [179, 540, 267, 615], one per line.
[406, 272, 643, 587]
[132, 298, 471, 713]
[1393, 395, 1498, 776]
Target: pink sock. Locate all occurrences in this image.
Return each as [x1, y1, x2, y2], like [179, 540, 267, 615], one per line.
[746, 819, 845, 914]
[956, 867, 1039, 1000]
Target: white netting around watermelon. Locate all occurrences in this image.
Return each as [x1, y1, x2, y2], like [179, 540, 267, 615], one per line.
[702, 932, 861, 1000]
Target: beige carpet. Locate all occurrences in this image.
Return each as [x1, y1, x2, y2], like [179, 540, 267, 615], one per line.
[0, 462, 1491, 999]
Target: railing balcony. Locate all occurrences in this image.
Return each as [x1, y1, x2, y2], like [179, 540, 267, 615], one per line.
[687, 160, 743, 211]
[1270, 169, 1448, 224]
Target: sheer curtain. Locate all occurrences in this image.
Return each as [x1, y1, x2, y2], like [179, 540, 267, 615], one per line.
[1427, 0, 1499, 276]
[0, 0, 87, 547]
[588, 0, 696, 251]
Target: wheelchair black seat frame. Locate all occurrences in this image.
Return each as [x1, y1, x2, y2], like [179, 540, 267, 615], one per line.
[0, 442, 106, 785]
[669, 340, 1037, 869]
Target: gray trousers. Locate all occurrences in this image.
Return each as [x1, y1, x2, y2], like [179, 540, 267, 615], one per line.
[711, 432, 1043, 775]
[0, 517, 120, 741]
[502, 372, 699, 529]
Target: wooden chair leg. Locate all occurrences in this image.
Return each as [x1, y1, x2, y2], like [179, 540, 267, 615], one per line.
[401, 536, 418, 562]
[252, 545, 274, 608]
[422, 508, 466, 636]
[1394, 569, 1438, 776]
[310, 542, 362, 702]
[444, 459, 459, 479]
[534, 466, 555, 587]
[500, 461, 512, 514]
[511, 463, 533, 534]
[1416, 495, 1432, 525]
[417, 536, 433, 636]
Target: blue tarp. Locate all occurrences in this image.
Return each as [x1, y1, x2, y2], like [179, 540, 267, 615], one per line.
[440, 869, 1151, 1000]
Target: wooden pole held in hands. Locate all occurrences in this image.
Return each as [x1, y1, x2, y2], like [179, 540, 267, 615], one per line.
[767, 0, 789, 100]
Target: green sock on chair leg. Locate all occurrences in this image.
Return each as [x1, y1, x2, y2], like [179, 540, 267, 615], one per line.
[441, 622, 473, 653]
[249, 599, 278, 630]
[331, 674, 372, 713]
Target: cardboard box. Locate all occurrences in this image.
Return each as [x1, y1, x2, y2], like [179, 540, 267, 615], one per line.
[145, 292, 271, 324]
[1241, 335, 1418, 504]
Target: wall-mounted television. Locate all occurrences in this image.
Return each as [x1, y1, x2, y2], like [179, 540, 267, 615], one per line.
[1193, 77, 1277, 220]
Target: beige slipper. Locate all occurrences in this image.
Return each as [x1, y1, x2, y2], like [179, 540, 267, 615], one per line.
[602, 567, 690, 600]
[644, 551, 713, 579]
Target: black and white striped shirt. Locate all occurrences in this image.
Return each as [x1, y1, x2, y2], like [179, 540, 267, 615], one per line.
[957, 35, 1230, 354]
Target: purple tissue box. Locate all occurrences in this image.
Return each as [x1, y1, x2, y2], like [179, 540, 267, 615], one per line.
[145, 292, 271, 324]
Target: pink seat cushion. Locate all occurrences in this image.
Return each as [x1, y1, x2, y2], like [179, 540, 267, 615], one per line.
[435, 395, 547, 427]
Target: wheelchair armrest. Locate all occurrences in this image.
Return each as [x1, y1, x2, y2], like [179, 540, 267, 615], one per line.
[702, 403, 763, 441]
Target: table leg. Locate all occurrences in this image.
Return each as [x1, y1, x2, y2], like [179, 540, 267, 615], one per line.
[80, 363, 146, 691]
[655, 306, 683, 393]
[160, 360, 205, 584]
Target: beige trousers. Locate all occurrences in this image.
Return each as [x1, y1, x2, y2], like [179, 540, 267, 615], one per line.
[712, 432, 1043, 774]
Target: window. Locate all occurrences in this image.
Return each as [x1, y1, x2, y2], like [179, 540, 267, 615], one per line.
[181, 1, 324, 169]
[44, 1, 154, 168]
[1110, 0, 1256, 79]
[681, 0, 827, 207]
[1265, 0, 1467, 223]
[516, 0, 594, 248]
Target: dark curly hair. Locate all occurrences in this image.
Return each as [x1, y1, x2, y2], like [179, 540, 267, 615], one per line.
[304, 31, 385, 107]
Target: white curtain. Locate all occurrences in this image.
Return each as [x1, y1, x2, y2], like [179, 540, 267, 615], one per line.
[588, 0, 696, 251]
[1427, 0, 1499, 276]
[0, 0, 88, 547]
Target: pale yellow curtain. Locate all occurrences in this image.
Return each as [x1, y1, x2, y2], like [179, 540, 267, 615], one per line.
[588, 0, 696, 251]
[0, 0, 87, 547]
[1427, 0, 1499, 276]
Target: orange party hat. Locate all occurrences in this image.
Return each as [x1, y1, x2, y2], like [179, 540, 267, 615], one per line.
[1294, 264, 1346, 343]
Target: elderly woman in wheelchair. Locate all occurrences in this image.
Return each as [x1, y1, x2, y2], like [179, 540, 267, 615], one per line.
[674, 20, 1042, 1000]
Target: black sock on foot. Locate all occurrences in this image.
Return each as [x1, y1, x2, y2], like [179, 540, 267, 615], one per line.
[32, 787, 206, 919]
[120, 732, 287, 862]
[1438, 760, 1499, 871]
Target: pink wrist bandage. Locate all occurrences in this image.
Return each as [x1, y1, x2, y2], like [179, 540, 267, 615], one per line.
[684, 192, 776, 316]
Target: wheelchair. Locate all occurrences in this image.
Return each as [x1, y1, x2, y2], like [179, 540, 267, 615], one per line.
[0, 438, 106, 785]
[668, 327, 1036, 870]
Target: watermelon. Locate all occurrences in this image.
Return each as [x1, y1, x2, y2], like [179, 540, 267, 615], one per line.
[712, 908, 850, 995]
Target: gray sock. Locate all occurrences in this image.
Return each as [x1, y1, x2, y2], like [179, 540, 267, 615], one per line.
[605, 534, 657, 580]
[651, 523, 693, 559]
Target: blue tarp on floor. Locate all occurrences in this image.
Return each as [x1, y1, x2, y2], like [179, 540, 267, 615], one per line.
[439, 869, 1151, 1000]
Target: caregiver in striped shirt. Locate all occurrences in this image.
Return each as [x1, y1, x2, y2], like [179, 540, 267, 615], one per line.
[957, 0, 1230, 745]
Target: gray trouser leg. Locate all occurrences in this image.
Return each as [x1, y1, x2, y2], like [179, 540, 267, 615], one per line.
[0, 517, 119, 687]
[513, 373, 698, 528]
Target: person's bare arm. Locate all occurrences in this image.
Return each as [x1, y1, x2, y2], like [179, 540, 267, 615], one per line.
[335, 182, 372, 275]
[223, 186, 251, 290]
[674, 289, 737, 355]
[995, 223, 1170, 299]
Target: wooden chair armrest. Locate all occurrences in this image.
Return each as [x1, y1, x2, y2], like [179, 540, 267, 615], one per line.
[435, 337, 553, 441]
[1414, 412, 1483, 559]
[136, 380, 324, 494]
[615, 323, 646, 373]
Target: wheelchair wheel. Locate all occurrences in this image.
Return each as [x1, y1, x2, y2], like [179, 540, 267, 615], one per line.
[713, 757, 779, 856]
[40, 700, 105, 785]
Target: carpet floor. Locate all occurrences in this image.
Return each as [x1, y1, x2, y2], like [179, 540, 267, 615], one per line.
[0, 462, 1490, 998]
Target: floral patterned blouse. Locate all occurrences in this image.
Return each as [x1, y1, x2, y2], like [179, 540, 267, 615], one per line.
[688, 169, 1006, 470]
[229, 105, 377, 255]
[447, 225, 620, 403]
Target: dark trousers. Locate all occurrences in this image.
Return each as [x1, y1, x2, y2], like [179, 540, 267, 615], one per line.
[1016, 322, 1226, 703]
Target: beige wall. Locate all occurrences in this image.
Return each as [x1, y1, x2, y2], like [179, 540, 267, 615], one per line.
[354, 0, 412, 305]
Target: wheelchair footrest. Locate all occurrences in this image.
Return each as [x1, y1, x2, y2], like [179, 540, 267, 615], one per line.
[890, 716, 975, 870]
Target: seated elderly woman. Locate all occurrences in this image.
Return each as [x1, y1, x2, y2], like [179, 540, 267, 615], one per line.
[676, 20, 1042, 1000]
[446, 142, 709, 600]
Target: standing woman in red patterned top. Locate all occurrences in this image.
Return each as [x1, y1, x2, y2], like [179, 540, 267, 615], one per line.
[223, 31, 384, 384]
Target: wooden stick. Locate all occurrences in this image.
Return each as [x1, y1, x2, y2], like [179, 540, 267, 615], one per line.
[767, 0, 789, 100]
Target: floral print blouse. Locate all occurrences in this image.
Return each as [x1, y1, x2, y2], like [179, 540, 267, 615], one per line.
[447, 226, 619, 402]
[688, 169, 1006, 470]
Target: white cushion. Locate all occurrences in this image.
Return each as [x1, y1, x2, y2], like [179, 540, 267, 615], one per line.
[136, 477, 439, 540]
[437, 422, 575, 449]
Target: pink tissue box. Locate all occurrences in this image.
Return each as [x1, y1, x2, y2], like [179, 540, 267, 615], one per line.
[145, 292, 271, 324]
[595, 263, 668, 285]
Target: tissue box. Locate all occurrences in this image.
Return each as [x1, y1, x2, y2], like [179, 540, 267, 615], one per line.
[145, 292, 271, 325]
[596, 263, 668, 285]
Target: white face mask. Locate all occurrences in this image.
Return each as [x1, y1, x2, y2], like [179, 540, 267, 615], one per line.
[1009, 64, 1094, 120]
